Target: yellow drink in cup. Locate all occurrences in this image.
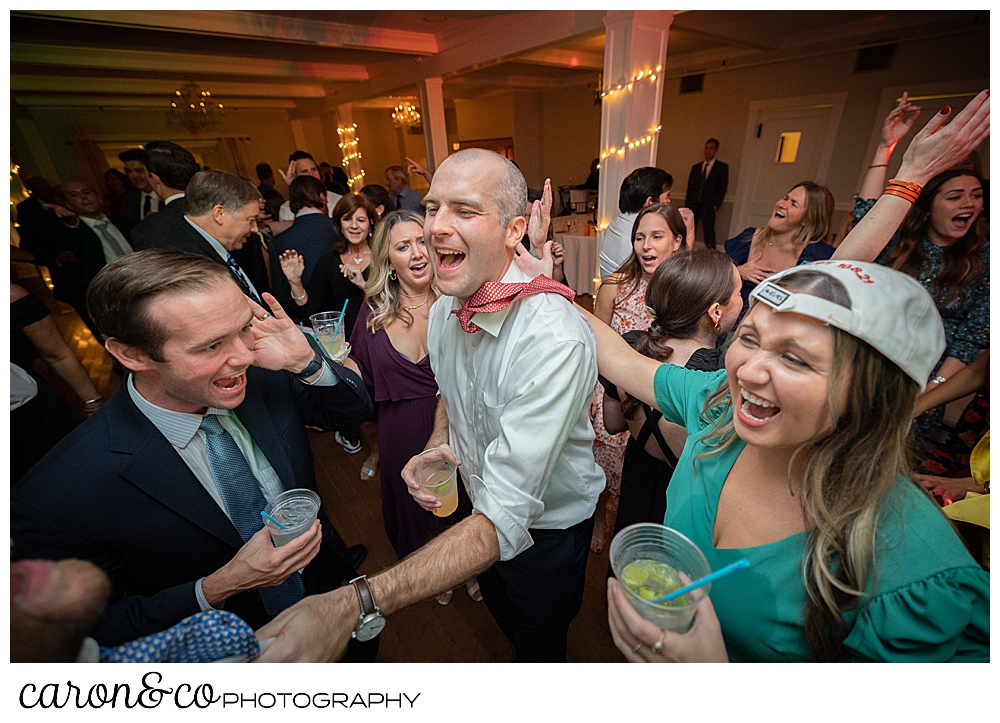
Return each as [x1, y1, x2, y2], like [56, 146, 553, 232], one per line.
[425, 469, 459, 518]
[309, 311, 346, 360]
[414, 447, 459, 518]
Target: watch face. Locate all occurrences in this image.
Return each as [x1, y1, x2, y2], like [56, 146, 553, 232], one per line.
[356, 614, 386, 642]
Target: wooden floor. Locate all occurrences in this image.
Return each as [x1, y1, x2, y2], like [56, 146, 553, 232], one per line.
[17, 269, 623, 663]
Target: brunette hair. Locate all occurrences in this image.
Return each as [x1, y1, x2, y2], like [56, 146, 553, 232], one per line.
[885, 169, 986, 306]
[289, 175, 328, 214]
[756, 181, 834, 248]
[331, 193, 378, 253]
[612, 202, 686, 297]
[86, 249, 231, 361]
[697, 269, 926, 661]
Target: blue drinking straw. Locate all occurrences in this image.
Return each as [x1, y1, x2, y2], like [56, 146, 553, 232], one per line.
[650, 557, 751, 603]
[260, 510, 287, 529]
[331, 299, 349, 342]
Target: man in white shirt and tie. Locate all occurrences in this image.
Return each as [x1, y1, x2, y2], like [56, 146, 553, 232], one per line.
[258, 149, 605, 663]
[118, 148, 160, 237]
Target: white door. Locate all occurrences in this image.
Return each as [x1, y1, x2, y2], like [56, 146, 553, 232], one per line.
[730, 93, 846, 237]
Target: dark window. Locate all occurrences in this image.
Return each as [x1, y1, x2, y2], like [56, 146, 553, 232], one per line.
[680, 74, 704, 94]
[855, 44, 896, 72]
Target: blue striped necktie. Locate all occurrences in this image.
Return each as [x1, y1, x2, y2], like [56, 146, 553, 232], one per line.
[224, 253, 262, 304]
[199, 414, 304, 615]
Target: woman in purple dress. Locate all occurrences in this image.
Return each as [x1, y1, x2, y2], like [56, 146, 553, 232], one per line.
[349, 210, 480, 605]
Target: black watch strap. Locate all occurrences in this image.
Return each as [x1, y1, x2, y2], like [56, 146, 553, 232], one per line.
[293, 352, 325, 380]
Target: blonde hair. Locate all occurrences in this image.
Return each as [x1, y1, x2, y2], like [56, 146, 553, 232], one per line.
[696, 269, 923, 661]
[364, 210, 439, 333]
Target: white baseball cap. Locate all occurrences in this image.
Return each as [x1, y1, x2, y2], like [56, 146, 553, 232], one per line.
[749, 260, 945, 392]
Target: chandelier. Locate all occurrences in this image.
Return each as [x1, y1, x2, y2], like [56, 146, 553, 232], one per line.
[169, 81, 224, 135]
[391, 102, 421, 130]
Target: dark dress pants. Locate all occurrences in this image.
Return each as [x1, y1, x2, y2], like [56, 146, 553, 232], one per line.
[694, 203, 718, 248]
[477, 514, 595, 662]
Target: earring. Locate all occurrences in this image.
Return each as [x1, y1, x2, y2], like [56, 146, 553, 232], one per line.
[389, 269, 397, 281]
[714, 320, 722, 332]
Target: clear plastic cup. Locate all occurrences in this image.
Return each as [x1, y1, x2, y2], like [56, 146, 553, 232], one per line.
[412, 447, 459, 518]
[262, 489, 321, 546]
[609, 523, 712, 631]
[309, 311, 346, 360]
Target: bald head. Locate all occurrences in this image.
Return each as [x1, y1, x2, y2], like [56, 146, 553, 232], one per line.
[438, 150, 527, 228]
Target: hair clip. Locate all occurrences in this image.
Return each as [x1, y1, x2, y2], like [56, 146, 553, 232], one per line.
[645, 305, 657, 319]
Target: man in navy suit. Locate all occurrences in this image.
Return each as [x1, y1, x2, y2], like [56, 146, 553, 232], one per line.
[130, 140, 199, 251]
[12, 249, 376, 660]
[131, 169, 266, 304]
[118, 148, 160, 238]
[268, 175, 336, 310]
[684, 138, 729, 249]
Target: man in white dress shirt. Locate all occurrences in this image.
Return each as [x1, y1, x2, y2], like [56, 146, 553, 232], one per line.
[257, 149, 605, 663]
[277, 151, 342, 221]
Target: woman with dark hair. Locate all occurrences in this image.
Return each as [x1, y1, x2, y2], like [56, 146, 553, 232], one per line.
[602, 249, 743, 535]
[853, 94, 988, 425]
[359, 184, 396, 220]
[589, 202, 691, 553]
[103, 169, 132, 219]
[278, 192, 379, 338]
[724, 181, 836, 314]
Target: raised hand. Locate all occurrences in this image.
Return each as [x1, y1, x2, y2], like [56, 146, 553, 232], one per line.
[405, 156, 432, 182]
[551, 240, 565, 268]
[527, 178, 553, 254]
[246, 292, 315, 372]
[277, 250, 304, 284]
[514, 239, 555, 279]
[737, 250, 775, 285]
[678, 207, 696, 248]
[897, 89, 990, 186]
[339, 263, 365, 289]
[880, 91, 922, 154]
[278, 160, 296, 186]
[44, 203, 77, 222]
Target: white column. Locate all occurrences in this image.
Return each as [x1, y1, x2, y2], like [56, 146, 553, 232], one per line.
[417, 77, 449, 172]
[597, 11, 674, 255]
[337, 103, 365, 191]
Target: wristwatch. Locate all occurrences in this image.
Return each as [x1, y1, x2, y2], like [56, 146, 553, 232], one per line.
[293, 352, 325, 380]
[349, 575, 386, 641]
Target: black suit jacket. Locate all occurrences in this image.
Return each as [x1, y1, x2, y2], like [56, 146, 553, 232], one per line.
[131, 213, 262, 302]
[685, 160, 729, 210]
[12, 365, 374, 646]
[61, 216, 133, 284]
[268, 212, 337, 310]
[118, 190, 157, 238]
[130, 196, 187, 251]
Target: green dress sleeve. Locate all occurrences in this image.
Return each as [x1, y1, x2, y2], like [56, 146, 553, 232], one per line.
[653, 364, 728, 430]
[842, 566, 990, 662]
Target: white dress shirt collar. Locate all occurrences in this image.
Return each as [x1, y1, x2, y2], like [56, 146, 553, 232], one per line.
[467, 261, 524, 337]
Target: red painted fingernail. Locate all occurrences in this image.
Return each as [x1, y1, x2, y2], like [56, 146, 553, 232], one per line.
[940, 106, 951, 114]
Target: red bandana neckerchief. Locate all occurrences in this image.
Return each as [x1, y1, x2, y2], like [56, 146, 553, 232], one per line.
[452, 276, 576, 333]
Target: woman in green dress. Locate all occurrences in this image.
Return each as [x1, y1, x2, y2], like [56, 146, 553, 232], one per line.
[591, 90, 991, 662]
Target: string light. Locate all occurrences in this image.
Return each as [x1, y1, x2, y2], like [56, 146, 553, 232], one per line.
[599, 64, 662, 99]
[337, 124, 366, 190]
[599, 125, 662, 161]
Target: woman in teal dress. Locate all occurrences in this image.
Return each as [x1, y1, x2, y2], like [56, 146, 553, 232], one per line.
[587, 90, 991, 662]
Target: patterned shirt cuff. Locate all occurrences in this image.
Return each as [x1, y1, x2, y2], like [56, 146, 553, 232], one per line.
[948, 339, 982, 366]
[195, 578, 219, 613]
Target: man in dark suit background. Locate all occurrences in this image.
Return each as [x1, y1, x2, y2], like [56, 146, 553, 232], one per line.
[130, 141, 199, 251]
[12, 249, 375, 660]
[54, 180, 134, 334]
[268, 175, 335, 310]
[131, 169, 265, 304]
[684, 138, 729, 248]
[118, 148, 160, 238]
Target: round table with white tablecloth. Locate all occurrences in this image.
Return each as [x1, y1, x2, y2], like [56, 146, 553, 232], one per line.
[554, 233, 598, 296]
